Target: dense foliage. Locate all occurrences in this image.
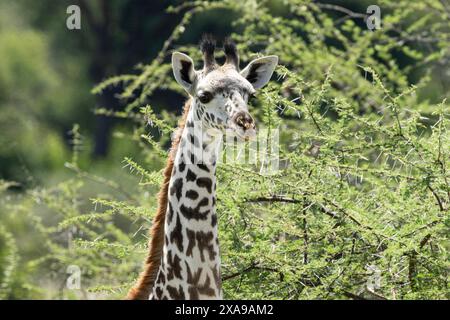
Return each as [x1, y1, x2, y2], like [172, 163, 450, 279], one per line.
[0, 0, 448, 299]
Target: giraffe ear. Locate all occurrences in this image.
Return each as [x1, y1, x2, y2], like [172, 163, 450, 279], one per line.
[240, 55, 278, 89]
[172, 52, 197, 94]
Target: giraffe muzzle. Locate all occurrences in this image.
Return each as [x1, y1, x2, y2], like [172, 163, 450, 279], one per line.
[233, 112, 255, 131]
[231, 111, 256, 140]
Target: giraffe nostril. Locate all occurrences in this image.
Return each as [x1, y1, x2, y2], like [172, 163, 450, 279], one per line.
[234, 112, 254, 131]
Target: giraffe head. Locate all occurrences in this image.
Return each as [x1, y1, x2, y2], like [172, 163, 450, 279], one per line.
[171, 36, 278, 140]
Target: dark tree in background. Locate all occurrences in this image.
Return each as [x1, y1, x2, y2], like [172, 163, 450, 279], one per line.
[18, 0, 237, 158]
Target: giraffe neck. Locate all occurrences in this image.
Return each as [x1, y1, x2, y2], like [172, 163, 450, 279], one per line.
[150, 105, 223, 300]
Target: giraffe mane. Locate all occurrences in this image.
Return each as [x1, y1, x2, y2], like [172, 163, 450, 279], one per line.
[126, 98, 192, 300]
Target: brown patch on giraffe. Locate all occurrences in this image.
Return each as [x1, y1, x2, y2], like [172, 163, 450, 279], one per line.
[197, 275, 215, 297]
[166, 250, 183, 281]
[185, 228, 216, 261]
[186, 168, 197, 182]
[211, 213, 217, 227]
[187, 150, 197, 164]
[185, 189, 199, 200]
[167, 285, 186, 300]
[156, 270, 166, 284]
[186, 227, 196, 257]
[186, 263, 201, 286]
[188, 286, 200, 300]
[198, 197, 209, 207]
[180, 202, 210, 221]
[170, 214, 184, 252]
[197, 163, 210, 172]
[126, 99, 192, 300]
[196, 231, 216, 262]
[189, 134, 200, 148]
[169, 178, 183, 201]
[185, 262, 215, 299]
[196, 177, 213, 193]
[155, 286, 163, 300]
[167, 202, 174, 224]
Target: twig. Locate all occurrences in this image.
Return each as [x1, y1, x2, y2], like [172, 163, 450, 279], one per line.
[315, 3, 367, 20]
[403, 219, 441, 237]
[245, 196, 339, 220]
[408, 233, 432, 291]
[427, 185, 445, 211]
[314, 3, 367, 24]
[302, 200, 309, 265]
[222, 262, 284, 282]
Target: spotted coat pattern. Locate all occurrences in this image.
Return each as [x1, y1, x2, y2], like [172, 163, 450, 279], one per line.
[149, 101, 223, 300]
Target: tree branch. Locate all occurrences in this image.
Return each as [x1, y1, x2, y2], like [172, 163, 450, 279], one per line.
[314, 3, 368, 24]
[315, 3, 367, 19]
[408, 233, 432, 291]
[245, 196, 339, 220]
[427, 185, 445, 211]
[222, 262, 284, 282]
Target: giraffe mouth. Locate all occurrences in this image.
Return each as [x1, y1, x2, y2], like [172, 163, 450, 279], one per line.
[240, 128, 257, 141]
[226, 126, 257, 141]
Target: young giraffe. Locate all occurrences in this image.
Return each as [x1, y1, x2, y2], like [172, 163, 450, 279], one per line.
[127, 36, 278, 300]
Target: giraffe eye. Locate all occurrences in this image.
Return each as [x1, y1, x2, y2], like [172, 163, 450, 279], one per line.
[197, 91, 213, 104]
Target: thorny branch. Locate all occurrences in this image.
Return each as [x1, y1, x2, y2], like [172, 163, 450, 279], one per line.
[222, 262, 284, 282]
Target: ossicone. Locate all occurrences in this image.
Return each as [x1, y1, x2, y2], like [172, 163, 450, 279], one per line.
[199, 35, 240, 71]
[223, 37, 239, 70]
[200, 34, 217, 71]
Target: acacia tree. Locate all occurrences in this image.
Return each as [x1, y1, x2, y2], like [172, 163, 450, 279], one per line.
[0, 0, 448, 299]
